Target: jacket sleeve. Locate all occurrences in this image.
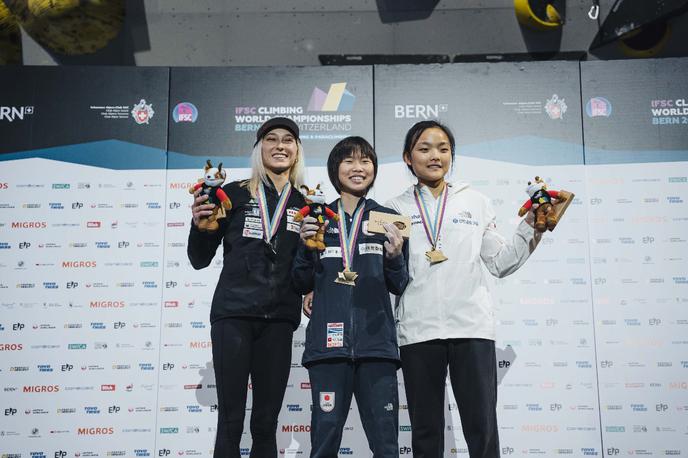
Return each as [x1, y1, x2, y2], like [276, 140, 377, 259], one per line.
[291, 241, 316, 295]
[480, 201, 541, 278]
[384, 238, 409, 296]
[186, 183, 234, 270]
[187, 222, 223, 270]
[381, 199, 409, 295]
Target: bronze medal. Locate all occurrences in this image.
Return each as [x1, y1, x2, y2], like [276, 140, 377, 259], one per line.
[425, 248, 448, 264]
[414, 184, 450, 264]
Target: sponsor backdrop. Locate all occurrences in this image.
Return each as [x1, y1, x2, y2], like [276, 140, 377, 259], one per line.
[0, 66, 170, 458]
[0, 59, 686, 457]
[582, 59, 688, 458]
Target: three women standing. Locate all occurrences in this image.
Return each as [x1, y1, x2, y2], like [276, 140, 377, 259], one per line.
[189, 116, 543, 458]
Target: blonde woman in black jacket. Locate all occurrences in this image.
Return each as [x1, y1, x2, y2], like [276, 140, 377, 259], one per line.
[188, 117, 307, 458]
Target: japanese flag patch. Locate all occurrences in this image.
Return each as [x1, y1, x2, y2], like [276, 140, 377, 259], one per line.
[320, 392, 335, 412]
[326, 322, 344, 348]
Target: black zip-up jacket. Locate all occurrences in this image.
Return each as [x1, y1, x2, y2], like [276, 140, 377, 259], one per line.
[292, 198, 409, 366]
[188, 179, 306, 328]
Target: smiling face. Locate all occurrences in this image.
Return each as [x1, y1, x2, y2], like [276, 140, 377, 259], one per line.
[404, 127, 452, 187]
[338, 150, 375, 197]
[261, 128, 298, 174]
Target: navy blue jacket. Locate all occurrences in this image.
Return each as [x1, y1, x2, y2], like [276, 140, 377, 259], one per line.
[292, 198, 409, 366]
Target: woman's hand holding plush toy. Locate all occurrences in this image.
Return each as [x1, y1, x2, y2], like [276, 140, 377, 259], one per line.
[191, 188, 215, 227]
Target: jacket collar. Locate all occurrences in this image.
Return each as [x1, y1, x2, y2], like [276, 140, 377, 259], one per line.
[328, 196, 381, 215]
[411, 181, 470, 199]
[262, 176, 297, 196]
[447, 181, 470, 195]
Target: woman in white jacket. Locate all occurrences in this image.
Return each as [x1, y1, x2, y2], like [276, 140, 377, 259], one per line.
[386, 120, 541, 458]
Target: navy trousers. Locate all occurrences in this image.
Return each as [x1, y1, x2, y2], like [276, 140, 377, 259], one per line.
[308, 359, 399, 458]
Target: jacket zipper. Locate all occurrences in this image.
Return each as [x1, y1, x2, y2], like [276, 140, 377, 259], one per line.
[266, 235, 277, 319]
[265, 188, 280, 319]
[349, 284, 355, 360]
[348, 213, 356, 360]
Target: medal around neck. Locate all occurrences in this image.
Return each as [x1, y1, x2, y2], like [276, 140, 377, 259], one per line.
[425, 248, 448, 264]
[414, 184, 449, 265]
[257, 182, 291, 260]
[335, 269, 359, 286]
[334, 200, 365, 286]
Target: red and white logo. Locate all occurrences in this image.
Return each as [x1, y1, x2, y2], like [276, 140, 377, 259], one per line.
[131, 99, 155, 125]
[545, 94, 567, 120]
[319, 392, 335, 413]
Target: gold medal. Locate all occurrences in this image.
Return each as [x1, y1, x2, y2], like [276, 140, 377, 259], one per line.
[425, 248, 448, 264]
[334, 269, 358, 286]
[335, 200, 365, 286]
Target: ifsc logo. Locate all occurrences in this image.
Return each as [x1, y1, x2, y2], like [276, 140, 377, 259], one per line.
[586, 97, 612, 118]
[172, 102, 198, 123]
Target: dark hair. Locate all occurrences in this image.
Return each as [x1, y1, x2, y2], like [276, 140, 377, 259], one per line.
[327, 136, 378, 194]
[402, 120, 456, 176]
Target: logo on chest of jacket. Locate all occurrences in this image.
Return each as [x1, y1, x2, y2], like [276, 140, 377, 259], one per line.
[358, 243, 383, 256]
[244, 201, 260, 217]
[326, 322, 344, 348]
[452, 211, 478, 226]
[320, 392, 335, 413]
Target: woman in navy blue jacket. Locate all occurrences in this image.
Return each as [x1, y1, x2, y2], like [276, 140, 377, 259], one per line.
[293, 136, 409, 458]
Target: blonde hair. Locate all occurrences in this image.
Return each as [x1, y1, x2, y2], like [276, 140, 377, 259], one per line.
[245, 139, 306, 198]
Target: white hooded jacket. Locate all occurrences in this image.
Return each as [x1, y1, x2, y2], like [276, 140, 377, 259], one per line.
[386, 182, 541, 346]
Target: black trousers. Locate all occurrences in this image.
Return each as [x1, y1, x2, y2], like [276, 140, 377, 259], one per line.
[400, 338, 499, 458]
[211, 317, 294, 458]
[308, 359, 399, 458]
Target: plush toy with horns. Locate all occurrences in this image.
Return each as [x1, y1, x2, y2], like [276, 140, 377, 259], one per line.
[518, 176, 573, 232]
[188, 160, 232, 232]
[294, 183, 338, 251]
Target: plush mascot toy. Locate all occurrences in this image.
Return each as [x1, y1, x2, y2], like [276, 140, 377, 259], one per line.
[518, 176, 573, 232]
[188, 160, 232, 232]
[294, 184, 339, 251]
